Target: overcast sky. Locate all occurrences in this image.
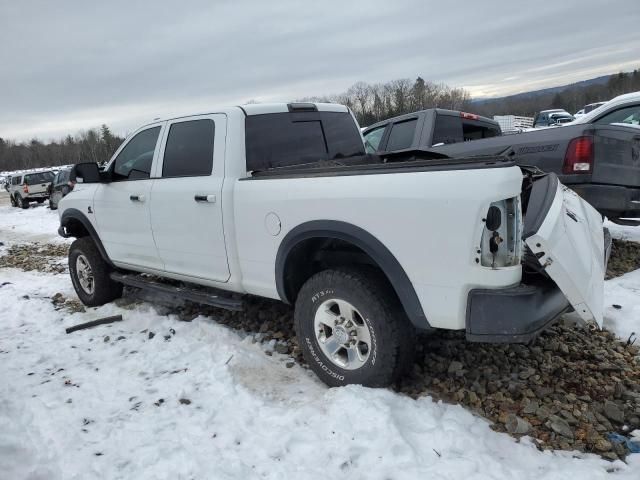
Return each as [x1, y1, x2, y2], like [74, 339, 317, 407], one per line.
[1, 0, 639, 142]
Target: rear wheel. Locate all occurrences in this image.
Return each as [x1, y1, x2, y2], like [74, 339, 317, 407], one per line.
[10, 194, 17, 207]
[69, 237, 123, 306]
[294, 268, 414, 387]
[18, 195, 29, 209]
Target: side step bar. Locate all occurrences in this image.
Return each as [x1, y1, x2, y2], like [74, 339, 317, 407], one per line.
[110, 272, 243, 311]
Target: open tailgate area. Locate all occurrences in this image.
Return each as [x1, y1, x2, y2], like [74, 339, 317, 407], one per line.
[524, 174, 606, 327]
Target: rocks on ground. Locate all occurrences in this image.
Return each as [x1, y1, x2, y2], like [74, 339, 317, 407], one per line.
[0, 242, 69, 274]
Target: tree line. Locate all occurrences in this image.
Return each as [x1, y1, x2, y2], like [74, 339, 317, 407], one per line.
[300, 77, 472, 127]
[472, 69, 640, 118]
[0, 125, 124, 173]
[1, 69, 639, 173]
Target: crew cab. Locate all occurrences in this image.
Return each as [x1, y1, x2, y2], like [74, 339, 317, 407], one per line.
[363, 109, 500, 153]
[58, 102, 608, 388]
[8, 170, 54, 208]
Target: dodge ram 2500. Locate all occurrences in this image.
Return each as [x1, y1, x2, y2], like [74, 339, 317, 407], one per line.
[58, 102, 609, 387]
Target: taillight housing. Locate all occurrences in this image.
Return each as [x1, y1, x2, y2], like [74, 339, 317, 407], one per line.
[563, 136, 593, 174]
[23, 183, 29, 193]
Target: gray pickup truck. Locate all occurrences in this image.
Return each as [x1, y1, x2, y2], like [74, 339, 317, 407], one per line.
[363, 93, 640, 224]
[362, 109, 500, 154]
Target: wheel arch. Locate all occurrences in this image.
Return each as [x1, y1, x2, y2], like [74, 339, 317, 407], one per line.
[60, 208, 114, 268]
[275, 220, 430, 329]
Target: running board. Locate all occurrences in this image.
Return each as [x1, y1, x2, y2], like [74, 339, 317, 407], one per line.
[110, 272, 243, 311]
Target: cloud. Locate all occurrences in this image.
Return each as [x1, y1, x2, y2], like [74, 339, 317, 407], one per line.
[1, 0, 638, 141]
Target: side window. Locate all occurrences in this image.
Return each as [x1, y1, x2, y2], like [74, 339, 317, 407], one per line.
[112, 127, 161, 181]
[593, 104, 640, 126]
[245, 111, 364, 172]
[386, 119, 417, 151]
[162, 120, 215, 177]
[432, 115, 463, 145]
[245, 115, 327, 171]
[52, 173, 60, 185]
[363, 126, 386, 153]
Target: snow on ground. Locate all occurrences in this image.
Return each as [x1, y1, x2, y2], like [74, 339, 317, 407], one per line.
[606, 219, 640, 243]
[1, 203, 639, 479]
[605, 269, 640, 342]
[0, 203, 69, 244]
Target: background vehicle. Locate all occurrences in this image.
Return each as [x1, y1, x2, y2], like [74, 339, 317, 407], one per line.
[533, 109, 573, 128]
[48, 167, 75, 210]
[426, 92, 640, 224]
[547, 112, 575, 126]
[362, 109, 500, 152]
[58, 102, 606, 388]
[8, 170, 54, 208]
[575, 101, 608, 118]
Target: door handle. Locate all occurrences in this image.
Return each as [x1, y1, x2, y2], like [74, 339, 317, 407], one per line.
[194, 194, 216, 203]
[129, 194, 145, 202]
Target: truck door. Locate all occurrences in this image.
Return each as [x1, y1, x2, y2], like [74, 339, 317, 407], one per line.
[149, 114, 230, 282]
[93, 124, 165, 270]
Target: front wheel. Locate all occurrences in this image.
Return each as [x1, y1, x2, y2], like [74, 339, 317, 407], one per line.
[69, 237, 123, 306]
[294, 269, 414, 387]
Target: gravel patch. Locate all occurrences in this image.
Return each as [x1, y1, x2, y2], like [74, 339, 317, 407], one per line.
[0, 242, 69, 274]
[607, 239, 640, 279]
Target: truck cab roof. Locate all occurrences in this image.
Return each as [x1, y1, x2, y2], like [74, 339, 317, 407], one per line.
[138, 102, 350, 129]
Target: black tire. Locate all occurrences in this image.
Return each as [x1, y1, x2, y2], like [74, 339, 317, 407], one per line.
[294, 268, 415, 388]
[69, 237, 123, 307]
[36, 198, 45, 204]
[18, 195, 29, 209]
[10, 194, 17, 207]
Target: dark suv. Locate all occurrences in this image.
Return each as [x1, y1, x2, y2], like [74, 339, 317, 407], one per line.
[48, 168, 75, 210]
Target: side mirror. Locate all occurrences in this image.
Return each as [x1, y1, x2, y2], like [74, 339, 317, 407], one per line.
[73, 162, 104, 184]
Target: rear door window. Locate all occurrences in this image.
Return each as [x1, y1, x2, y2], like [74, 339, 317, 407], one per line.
[162, 119, 215, 177]
[245, 111, 364, 171]
[363, 126, 386, 153]
[386, 119, 417, 150]
[112, 127, 161, 180]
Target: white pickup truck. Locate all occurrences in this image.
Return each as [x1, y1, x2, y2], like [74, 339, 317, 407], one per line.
[58, 102, 609, 387]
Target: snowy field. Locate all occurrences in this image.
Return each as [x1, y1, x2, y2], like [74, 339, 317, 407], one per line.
[1, 203, 639, 479]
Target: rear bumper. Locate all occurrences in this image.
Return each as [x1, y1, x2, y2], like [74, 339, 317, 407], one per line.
[466, 228, 612, 344]
[570, 184, 640, 219]
[26, 192, 48, 200]
[466, 282, 570, 343]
